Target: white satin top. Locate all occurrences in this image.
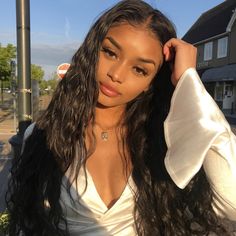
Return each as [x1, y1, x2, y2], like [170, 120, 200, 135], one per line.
[24, 68, 236, 235]
[60, 168, 137, 236]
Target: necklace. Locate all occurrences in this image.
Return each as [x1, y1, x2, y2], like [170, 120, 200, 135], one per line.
[95, 123, 117, 141]
[101, 131, 109, 141]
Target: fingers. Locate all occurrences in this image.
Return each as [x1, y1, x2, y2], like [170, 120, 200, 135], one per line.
[163, 38, 194, 62]
[163, 39, 175, 62]
[163, 38, 197, 86]
[163, 45, 175, 62]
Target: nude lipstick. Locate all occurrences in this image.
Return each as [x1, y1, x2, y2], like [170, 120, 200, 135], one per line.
[99, 82, 120, 97]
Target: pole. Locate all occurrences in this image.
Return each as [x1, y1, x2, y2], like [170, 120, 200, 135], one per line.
[10, 60, 17, 132]
[9, 0, 32, 158]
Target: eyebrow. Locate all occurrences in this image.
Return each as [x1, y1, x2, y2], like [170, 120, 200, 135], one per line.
[136, 57, 156, 66]
[106, 36, 121, 50]
[105, 36, 156, 66]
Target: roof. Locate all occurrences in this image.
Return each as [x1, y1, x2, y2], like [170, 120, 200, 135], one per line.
[202, 64, 236, 82]
[182, 0, 236, 44]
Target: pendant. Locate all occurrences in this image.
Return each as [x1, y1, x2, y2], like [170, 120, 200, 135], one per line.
[101, 131, 108, 141]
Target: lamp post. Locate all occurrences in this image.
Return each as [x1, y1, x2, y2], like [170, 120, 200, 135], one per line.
[10, 60, 17, 132]
[9, 0, 32, 158]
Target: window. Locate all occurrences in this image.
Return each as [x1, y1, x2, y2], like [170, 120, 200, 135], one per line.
[204, 42, 213, 61]
[224, 81, 233, 97]
[217, 37, 228, 58]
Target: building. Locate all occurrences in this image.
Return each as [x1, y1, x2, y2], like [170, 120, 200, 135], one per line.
[183, 0, 236, 115]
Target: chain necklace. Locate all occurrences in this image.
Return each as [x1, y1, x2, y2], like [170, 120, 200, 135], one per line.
[101, 131, 109, 141]
[95, 123, 118, 141]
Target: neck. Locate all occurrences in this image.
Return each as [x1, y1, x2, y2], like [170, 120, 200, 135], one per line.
[95, 104, 125, 129]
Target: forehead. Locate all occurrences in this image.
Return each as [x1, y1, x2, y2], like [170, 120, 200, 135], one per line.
[104, 23, 163, 65]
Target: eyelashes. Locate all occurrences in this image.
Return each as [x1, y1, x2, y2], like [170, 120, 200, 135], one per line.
[101, 47, 117, 59]
[101, 46, 149, 77]
[133, 66, 148, 76]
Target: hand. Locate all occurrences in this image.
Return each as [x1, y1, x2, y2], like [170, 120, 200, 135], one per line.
[163, 38, 197, 86]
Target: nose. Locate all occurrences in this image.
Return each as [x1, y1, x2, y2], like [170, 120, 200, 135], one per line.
[107, 62, 126, 83]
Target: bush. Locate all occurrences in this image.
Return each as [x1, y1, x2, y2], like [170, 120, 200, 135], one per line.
[0, 211, 9, 235]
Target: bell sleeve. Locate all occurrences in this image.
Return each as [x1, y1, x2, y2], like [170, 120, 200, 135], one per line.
[164, 68, 236, 220]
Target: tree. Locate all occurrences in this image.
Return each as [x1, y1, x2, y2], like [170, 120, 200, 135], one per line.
[46, 77, 58, 91]
[31, 64, 44, 83]
[0, 44, 16, 79]
[0, 44, 16, 82]
[39, 72, 59, 95]
[0, 44, 16, 103]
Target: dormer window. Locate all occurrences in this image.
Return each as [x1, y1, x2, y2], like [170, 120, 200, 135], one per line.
[204, 41, 213, 61]
[217, 37, 228, 58]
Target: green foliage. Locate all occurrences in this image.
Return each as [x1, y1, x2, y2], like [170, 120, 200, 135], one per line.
[40, 77, 59, 94]
[0, 44, 16, 81]
[47, 78, 58, 90]
[37, 72, 58, 94]
[0, 43, 59, 95]
[0, 211, 9, 235]
[31, 64, 44, 82]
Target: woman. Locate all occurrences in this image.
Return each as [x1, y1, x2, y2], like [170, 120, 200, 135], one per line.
[7, 0, 236, 235]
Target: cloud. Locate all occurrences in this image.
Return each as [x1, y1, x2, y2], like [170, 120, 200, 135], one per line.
[31, 31, 72, 45]
[31, 42, 80, 79]
[0, 30, 81, 80]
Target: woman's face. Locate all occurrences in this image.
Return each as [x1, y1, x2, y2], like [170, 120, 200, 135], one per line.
[96, 23, 163, 109]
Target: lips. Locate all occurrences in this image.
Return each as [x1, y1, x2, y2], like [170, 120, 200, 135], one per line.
[99, 82, 120, 97]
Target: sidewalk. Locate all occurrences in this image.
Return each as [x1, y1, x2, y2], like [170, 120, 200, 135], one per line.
[0, 93, 53, 211]
[0, 109, 15, 211]
[0, 109, 16, 159]
[0, 94, 52, 158]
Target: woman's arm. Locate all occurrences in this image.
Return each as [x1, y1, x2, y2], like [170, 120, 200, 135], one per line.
[164, 68, 236, 220]
[203, 128, 236, 220]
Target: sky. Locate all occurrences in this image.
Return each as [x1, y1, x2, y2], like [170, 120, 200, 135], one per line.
[0, 0, 225, 80]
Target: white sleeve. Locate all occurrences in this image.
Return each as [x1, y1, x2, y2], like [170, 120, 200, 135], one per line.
[203, 133, 236, 220]
[164, 68, 236, 220]
[21, 122, 36, 152]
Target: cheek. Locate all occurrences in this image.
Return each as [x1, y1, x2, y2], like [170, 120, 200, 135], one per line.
[97, 58, 110, 79]
[97, 54, 105, 74]
[125, 82, 150, 99]
[131, 79, 153, 93]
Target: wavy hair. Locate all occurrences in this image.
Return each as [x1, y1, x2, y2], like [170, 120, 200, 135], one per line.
[7, 0, 229, 235]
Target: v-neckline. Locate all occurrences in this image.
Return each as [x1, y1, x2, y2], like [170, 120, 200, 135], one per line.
[85, 168, 132, 212]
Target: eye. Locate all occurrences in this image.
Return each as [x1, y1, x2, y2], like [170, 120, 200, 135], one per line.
[134, 66, 148, 76]
[101, 47, 117, 59]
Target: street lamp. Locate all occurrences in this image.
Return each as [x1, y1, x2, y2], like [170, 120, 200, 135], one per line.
[9, 0, 32, 159]
[10, 60, 17, 132]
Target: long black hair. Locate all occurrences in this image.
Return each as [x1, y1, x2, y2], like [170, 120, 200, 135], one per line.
[7, 0, 229, 235]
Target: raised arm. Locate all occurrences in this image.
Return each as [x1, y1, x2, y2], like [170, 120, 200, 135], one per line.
[163, 39, 236, 220]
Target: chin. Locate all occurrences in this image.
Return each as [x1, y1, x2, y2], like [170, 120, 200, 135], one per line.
[97, 96, 125, 109]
